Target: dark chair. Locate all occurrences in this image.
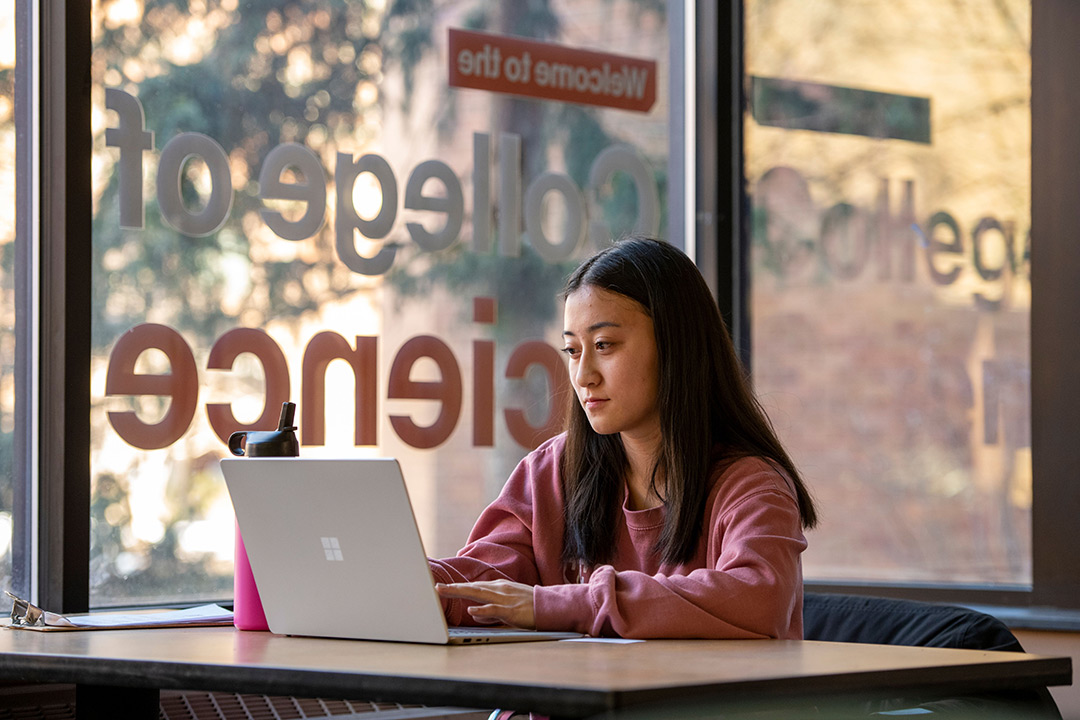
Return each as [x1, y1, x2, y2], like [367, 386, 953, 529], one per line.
[803, 592, 1062, 718]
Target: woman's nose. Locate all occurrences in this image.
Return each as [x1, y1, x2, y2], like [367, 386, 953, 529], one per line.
[573, 355, 598, 387]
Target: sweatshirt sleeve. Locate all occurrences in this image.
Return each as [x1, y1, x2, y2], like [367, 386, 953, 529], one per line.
[532, 462, 807, 640]
[428, 442, 559, 627]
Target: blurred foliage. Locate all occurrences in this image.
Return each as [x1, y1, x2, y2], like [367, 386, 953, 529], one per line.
[93, 0, 669, 362]
[93, 0, 383, 603]
[93, 0, 378, 349]
[91, 463, 232, 603]
[0, 43, 15, 605]
[0, 240, 13, 281]
[382, 0, 667, 332]
[90, 0, 668, 604]
[0, 68, 12, 103]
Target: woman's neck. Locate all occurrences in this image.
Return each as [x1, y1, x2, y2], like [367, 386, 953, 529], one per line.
[620, 429, 664, 511]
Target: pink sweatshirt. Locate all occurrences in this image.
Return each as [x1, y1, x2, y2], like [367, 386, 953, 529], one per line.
[429, 434, 807, 639]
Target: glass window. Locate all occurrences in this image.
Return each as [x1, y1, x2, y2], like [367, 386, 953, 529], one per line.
[91, 0, 671, 606]
[745, 1, 1032, 586]
[0, 0, 16, 604]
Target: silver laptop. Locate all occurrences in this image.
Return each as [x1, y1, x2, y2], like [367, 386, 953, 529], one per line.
[220, 457, 582, 645]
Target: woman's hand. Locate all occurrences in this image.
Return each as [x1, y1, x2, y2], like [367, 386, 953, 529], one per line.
[435, 579, 536, 629]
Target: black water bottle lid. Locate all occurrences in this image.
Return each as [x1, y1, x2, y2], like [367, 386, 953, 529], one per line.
[227, 402, 299, 457]
[277, 401, 296, 432]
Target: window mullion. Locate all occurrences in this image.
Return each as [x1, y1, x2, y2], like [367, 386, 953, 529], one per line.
[37, 0, 91, 615]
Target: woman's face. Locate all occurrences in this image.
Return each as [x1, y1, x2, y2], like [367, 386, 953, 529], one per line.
[562, 285, 661, 441]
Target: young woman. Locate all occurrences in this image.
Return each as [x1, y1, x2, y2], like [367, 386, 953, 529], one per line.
[430, 237, 817, 639]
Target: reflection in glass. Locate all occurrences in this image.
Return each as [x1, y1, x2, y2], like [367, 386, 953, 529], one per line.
[745, 1, 1031, 585]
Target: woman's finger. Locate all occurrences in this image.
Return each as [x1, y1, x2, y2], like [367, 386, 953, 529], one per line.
[436, 581, 536, 629]
[436, 582, 502, 602]
[464, 604, 504, 624]
[437, 581, 520, 601]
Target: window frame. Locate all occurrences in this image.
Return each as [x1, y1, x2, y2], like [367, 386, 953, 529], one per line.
[28, 0, 91, 614]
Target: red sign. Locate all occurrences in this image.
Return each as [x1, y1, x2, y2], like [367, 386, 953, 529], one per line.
[448, 28, 657, 113]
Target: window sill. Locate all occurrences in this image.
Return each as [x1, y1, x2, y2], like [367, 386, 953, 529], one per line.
[968, 605, 1080, 633]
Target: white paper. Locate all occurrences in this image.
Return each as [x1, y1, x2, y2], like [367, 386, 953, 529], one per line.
[46, 604, 233, 629]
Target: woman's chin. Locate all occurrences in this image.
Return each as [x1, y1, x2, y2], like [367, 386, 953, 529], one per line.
[585, 420, 619, 436]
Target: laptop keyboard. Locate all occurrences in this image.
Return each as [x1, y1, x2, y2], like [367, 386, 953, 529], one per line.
[448, 626, 531, 637]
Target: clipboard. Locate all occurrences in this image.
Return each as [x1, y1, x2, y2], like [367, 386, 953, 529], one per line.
[5, 591, 234, 631]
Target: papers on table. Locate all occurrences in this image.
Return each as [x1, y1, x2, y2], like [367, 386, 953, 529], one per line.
[6, 591, 233, 631]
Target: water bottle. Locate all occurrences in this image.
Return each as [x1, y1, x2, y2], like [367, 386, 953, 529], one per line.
[227, 401, 299, 630]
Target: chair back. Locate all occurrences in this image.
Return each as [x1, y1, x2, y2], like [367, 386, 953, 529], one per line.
[803, 592, 1062, 718]
[803, 592, 1023, 651]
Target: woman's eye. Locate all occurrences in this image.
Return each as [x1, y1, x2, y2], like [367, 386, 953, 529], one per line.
[594, 341, 611, 351]
[561, 346, 580, 358]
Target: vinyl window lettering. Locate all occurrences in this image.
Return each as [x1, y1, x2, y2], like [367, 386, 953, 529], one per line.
[745, 0, 1031, 586]
[92, 0, 669, 605]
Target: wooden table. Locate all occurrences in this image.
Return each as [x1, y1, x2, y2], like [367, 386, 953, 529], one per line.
[0, 626, 1070, 719]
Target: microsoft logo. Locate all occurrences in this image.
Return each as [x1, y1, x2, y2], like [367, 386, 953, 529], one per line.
[321, 537, 343, 561]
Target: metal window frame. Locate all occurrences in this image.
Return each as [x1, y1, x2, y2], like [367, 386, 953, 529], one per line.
[1028, 0, 1080, 615]
[30, 0, 91, 614]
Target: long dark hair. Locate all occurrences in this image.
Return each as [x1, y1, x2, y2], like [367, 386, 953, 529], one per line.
[559, 237, 817, 567]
